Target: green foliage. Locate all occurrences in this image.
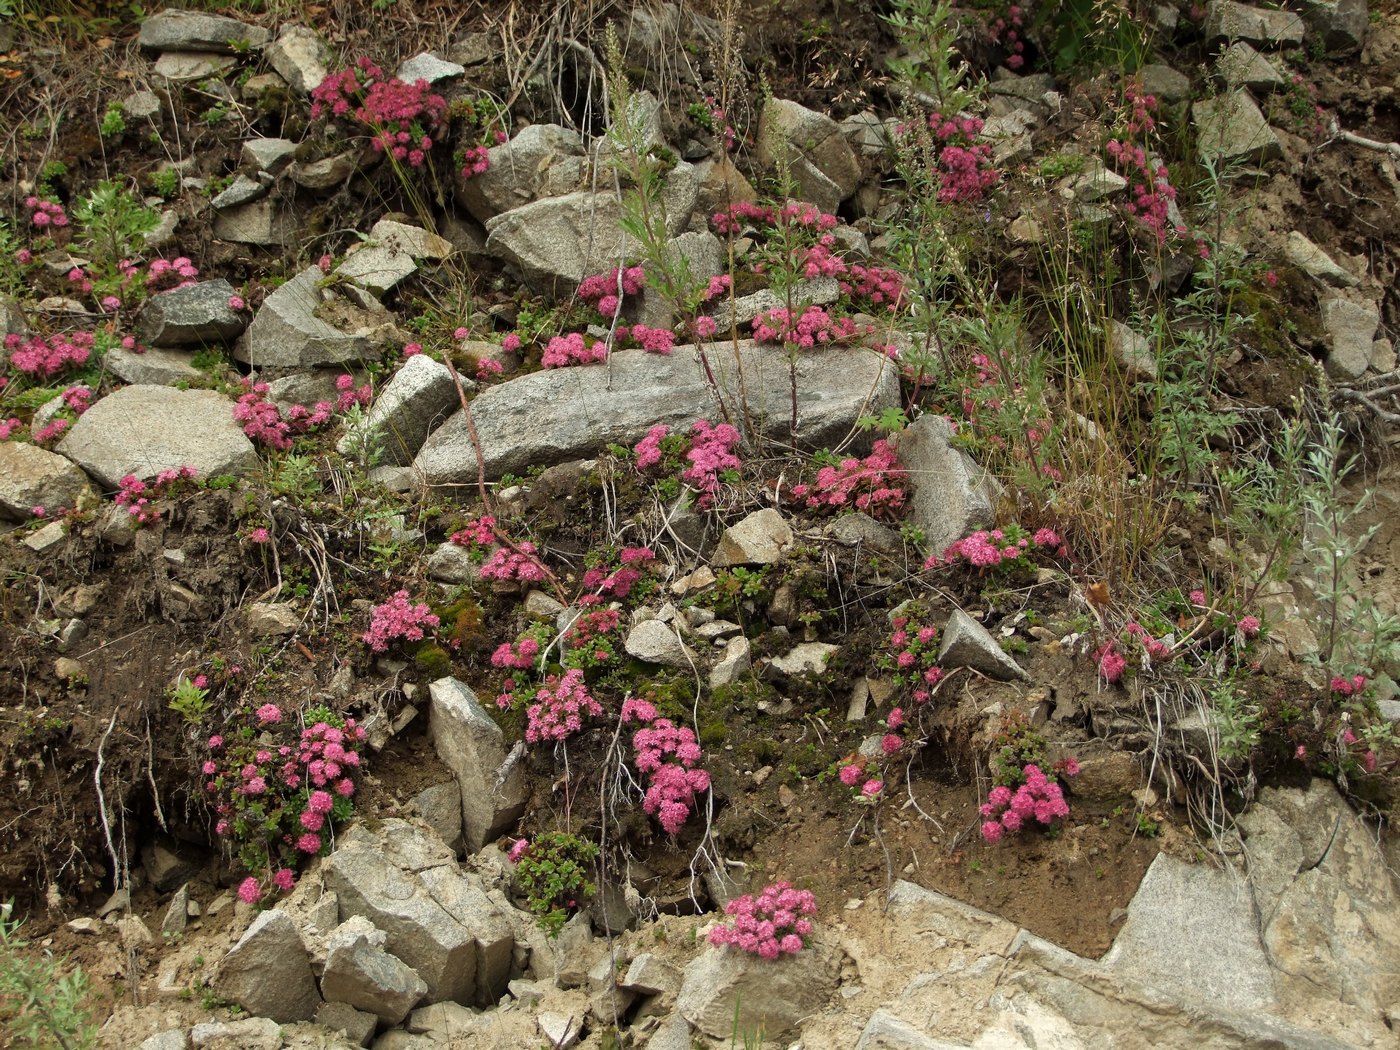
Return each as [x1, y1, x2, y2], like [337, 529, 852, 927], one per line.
[987, 711, 1047, 787]
[513, 833, 598, 936]
[1297, 414, 1400, 681]
[148, 167, 181, 200]
[0, 902, 97, 1050]
[168, 679, 211, 725]
[270, 455, 323, 500]
[882, 0, 972, 110]
[1032, 0, 1148, 73]
[99, 101, 126, 139]
[1209, 680, 1260, 761]
[72, 181, 159, 297]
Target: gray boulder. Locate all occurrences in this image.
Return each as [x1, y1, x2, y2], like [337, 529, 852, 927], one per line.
[937, 609, 1028, 681]
[428, 678, 527, 852]
[137, 278, 247, 348]
[484, 164, 698, 295]
[418, 864, 515, 1005]
[1101, 852, 1276, 1011]
[323, 839, 476, 1004]
[1217, 41, 1287, 92]
[396, 52, 465, 84]
[189, 1018, 281, 1050]
[237, 266, 400, 368]
[1193, 89, 1282, 166]
[265, 24, 328, 93]
[0, 442, 93, 520]
[210, 174, 269, 209]
[212, 908, 321, 1022]
[890, 414, 997, 555]
[624, 619, 698, 668]
[315, 1001, 379, 1047]
[413, 342, 899, 489]
[105, 346, 204, 387]
[337, 354, 459, 466]
[1320, 297, 1379, 379]
[213, 200, 295, 246]
[57, 386, 257, 489]
[676, 941, 839, 1042]
[1286, 231, 1357, 287]
[322, 939, 428, 1025]
[758, 98, 861, 212]
[1296, 0, 1366, 54]
[457, 124, 586, 224]
[241, 137, 298, 174]
[1204, 0, 1306, 47]
[714, 508, 794, 567]
[1238, 780, 1400, 1020]
[137, 9, 269, 51]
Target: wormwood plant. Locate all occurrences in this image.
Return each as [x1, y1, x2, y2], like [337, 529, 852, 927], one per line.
[0, 902, 96, 1050]
[1297, 414, 1400, 683]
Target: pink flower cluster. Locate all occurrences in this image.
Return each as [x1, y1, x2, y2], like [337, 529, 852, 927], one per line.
[990, 3, 1027, 69]
[885, 616, 944, 705]
[491, 632, 542, 670]
[710, 200, 838, 237]
[207, 711, 365, 902]
[362, 590, 440, 652]
[311, 57, 447, 168]
[0, 418, 22, 441]
[519, 668, 602, 743]
[615, 323, 675, 355]
[25, 196, 69, 228]
[541, 331, 607, 368]
[145, 256, 200, 292]
[927, 526, 1065, 570]
[838, 760, 885, 801]
[1331, 674, 1367, 697]
[581, 546, 655, 602]
[752, 304, 858, 348]
[707, 881, 816, 959]
[790, 439, 907, 519]
[980, 762, 1073, 843]
[634, 419, 742, 506]
[756, 303, 851, 350]
[924, 112, 999, 203]
[563, 608, 622, 665]
[623, 697, 711, 834]
[480, 541, 548, 583]
[450, 514, 496, 548]
[115, 466, 197, 526]
[700, 95, 737, 151]
[1095, 641, 1126, 684]
[578, 265, 646, 319]
[1105, 87, 1184, 243]
[1096, 620, 1172, 684]
[233, 375, 370, 450]
[5, 330, 94, 377]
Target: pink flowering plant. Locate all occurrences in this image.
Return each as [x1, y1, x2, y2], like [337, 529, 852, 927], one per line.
[203, 703, 366, 904]
[234, 375, 371, 451]
[1104, 83, 1186, 246]
[708, 881, 817, 959]
[115, 466, 199, 526]
[927, 524, 1068, 574]
[362, 590, 441, 652]
[622, 696, 711, 835]
[979, 761, 1077, 844]
[631, 419, 743, 508]
[879, 610, 946, 707]
[790, 440, 909, 520]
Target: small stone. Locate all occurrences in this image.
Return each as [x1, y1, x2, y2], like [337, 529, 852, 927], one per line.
[153, 52, 235, 81]
[1217, 41, 1286, 92]
[768, 642, 839, 677]
[624, 619, 698, 669]
[938, 609, 1029, 681]
[710, 635, 751, 689]
[315, 1000, 378, 1047]
[1321, 297, 1380, 379]
[22, 520, 67, 553]
[245, 601, 301, 637]
[1193, 89, 1282, 166]
[67, 917, 102, 935]
[1286, 231, 1356, 287]
[241, 137, 297, 173]
[265, 25, 328, 93]
[713, 508, 793, 566]
[396, 53, 465, 84]
[162, 884, 190, 938]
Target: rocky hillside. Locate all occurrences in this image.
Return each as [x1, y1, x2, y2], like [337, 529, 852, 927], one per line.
[1, 0, 1399, 1047]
